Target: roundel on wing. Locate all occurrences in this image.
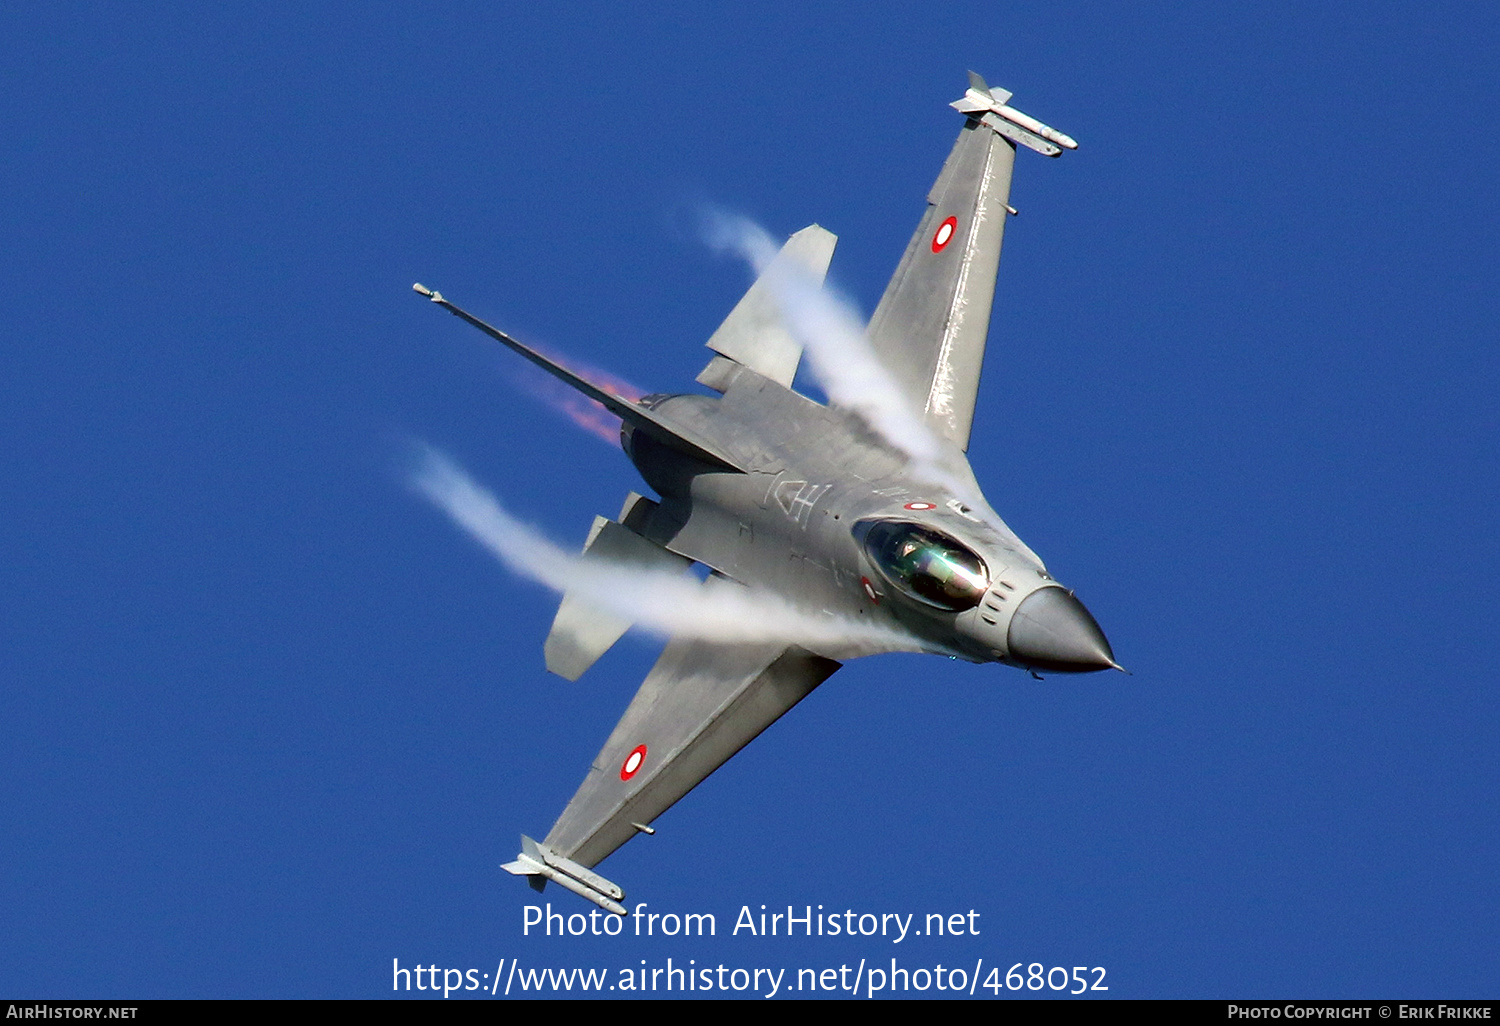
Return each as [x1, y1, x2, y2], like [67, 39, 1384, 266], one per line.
[931, 216, 958, 253]
[904, 501, 937, 511]
[620, 744, 647, 781]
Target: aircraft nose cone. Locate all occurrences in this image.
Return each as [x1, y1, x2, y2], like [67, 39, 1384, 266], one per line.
[1007, 586, 1117, 673]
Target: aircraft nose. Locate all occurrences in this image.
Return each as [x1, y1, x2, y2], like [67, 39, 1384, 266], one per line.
[1006, 586, 1119, 673]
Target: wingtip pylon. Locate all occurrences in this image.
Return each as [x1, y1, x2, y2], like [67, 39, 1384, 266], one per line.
[951, 73, 1077, 156]
[502, 834, 628, 916]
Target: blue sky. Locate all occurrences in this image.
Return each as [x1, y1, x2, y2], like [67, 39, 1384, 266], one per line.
[3, 3, 1497, 999]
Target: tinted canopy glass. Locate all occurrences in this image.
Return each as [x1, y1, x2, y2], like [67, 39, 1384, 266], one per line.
[861, 521, 989, 611]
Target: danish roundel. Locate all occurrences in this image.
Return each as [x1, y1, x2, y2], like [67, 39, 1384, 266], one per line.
[931, 216, 958, 253]
[620, 744, 648, 781]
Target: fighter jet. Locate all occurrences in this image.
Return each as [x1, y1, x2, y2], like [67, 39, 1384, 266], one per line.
[412, 72, 1116, 916]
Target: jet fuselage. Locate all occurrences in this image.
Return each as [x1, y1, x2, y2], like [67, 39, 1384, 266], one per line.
[622, 362, 1115, 674]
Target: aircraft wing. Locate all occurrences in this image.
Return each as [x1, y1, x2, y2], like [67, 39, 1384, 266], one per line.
[527, 621, 841, 877]
[412, 283, 748, 473]
[864, 76, 1073, 452]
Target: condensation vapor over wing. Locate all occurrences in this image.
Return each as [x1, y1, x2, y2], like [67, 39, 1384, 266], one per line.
[408, 445, 919, 655]
[702, 211, 981, 507]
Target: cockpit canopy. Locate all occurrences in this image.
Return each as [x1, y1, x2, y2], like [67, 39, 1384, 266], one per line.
[859, 520, 989, 612]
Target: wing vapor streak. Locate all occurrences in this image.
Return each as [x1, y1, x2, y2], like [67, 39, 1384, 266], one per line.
[408, 445, 916, 654]
[703, 212, 981, 506]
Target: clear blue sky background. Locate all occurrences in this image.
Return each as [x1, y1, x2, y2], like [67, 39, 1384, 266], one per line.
[3, 2, 1496, 1000]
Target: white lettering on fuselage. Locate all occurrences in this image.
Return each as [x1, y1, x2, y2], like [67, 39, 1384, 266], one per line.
[769, 478, 830, 528]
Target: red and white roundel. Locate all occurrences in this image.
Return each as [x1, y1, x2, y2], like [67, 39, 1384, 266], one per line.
[620, 744, 647, 781]
[931, 216, 958, 253]
[861, 576, 880, 604]
[905, 501, 937, 511]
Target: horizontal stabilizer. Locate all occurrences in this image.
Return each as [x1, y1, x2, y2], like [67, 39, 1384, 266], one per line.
[413, 284, 749, 473]
[545, 504, 691, 680]
[700, 225, 837, 389]
[503, 835, 627, 916]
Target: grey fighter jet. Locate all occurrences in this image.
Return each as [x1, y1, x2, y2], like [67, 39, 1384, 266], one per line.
[412, 72, 1116, 916]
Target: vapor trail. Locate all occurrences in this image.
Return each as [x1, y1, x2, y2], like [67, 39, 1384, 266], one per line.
[505, 340, 644, 447]
[408, 446, 919, 656]
[510, 363, 623, 445]
[703, 212, 978, 503]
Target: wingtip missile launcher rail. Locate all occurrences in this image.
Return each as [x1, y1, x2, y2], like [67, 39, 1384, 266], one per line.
[950, 70, 1078, 157]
